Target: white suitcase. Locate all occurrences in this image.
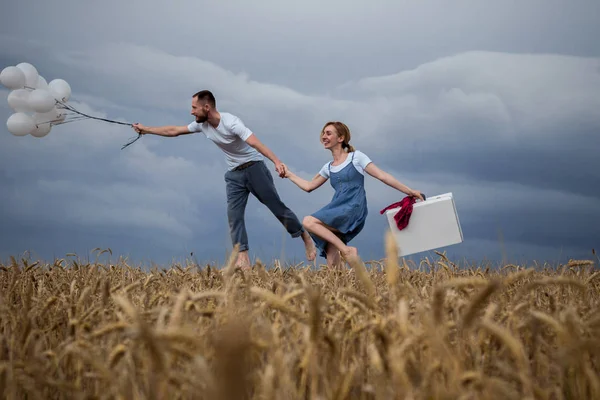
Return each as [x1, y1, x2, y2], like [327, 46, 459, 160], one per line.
[384, 192, 463, 257]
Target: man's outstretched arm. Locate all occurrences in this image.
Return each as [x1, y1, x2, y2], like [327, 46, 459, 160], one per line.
[245, 133, 285, 176]
[228, 116, 286, 177]
[133, 123, 193, 137]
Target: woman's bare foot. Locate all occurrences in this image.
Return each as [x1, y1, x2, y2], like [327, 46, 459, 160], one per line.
[301, 231, 317, 261]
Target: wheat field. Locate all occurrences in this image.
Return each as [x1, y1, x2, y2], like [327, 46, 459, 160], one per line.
[1, 239, 599, 400]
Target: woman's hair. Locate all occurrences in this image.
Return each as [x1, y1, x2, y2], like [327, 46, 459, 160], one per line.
[320, 121, 355, 152]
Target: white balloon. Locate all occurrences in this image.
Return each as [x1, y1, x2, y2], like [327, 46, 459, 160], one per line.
[33, 111, 50, 124]
[48, 79, 71, 102]
[36, 75, 49, 90]
[16, 62, 39, 88]
[29, 89, 56, 113]
[0, 66, 26, 89]
[31, 122, 52, 138]
[7, 89, 32, 113]
[7, 112, 36, 136]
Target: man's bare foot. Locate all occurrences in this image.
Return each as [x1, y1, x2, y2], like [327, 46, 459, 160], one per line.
[235, 251, 252, 271]
[341, 246, 359, 261]
[235, 261, 252, 271]
[301, 231, 317, 261]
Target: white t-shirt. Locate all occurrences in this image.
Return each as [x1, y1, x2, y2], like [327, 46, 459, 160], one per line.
[318, 150, 372, 179]
[187, 112, 264, 170]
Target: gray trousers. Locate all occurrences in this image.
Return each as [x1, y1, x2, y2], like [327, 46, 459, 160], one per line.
[224, 160, 304, 252]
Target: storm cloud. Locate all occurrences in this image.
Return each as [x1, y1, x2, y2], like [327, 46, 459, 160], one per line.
[1, 0, 599, 266]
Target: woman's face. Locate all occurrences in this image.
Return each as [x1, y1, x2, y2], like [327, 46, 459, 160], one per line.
[321, 125, 343, 149]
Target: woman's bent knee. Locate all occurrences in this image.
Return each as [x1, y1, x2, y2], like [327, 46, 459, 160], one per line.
[302, 215, 317, 229]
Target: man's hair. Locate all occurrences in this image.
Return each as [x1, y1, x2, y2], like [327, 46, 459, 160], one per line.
[193, 90, 216, 107]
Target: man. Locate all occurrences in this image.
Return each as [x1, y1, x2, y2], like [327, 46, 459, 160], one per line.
[132, 90, 316, 269]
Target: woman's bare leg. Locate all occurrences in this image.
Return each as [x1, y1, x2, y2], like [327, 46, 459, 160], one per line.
[302, 216, 358, 261]
[325, 243, 342, 270]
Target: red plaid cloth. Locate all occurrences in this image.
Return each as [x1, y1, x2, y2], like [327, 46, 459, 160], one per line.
[380, 196, 416, 231]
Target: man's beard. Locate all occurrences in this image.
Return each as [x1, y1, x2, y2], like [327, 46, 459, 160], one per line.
[196, 115, 208, 123]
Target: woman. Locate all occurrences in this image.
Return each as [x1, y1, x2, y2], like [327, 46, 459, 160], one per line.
[283, 121, 424, 268]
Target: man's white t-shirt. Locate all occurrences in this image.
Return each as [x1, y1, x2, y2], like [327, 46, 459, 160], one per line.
[318, 150, 372, 179]
[187, 112, 264, 171]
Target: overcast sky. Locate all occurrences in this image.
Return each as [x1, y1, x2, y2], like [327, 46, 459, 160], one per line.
[1, 0, 599, 267]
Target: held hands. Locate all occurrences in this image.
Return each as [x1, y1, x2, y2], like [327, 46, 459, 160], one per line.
[276, 162, 291, 178]
[274, 161, 287, 178]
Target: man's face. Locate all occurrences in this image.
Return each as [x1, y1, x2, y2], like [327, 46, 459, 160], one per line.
[191, 98, 209, 123]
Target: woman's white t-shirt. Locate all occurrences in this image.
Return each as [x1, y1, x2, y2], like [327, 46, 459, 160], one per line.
[318, 150, 372, 179]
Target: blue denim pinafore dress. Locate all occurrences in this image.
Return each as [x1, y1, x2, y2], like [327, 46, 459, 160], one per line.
[310, 151, 368, 258]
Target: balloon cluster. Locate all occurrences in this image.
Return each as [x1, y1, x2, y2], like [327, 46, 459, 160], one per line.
[0, 62, 73, 138]
[1, 61, 138, 148]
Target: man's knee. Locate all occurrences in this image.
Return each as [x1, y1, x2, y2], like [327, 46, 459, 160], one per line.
[227, 202, 244, 219]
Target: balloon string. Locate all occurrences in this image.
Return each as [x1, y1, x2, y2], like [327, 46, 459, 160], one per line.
[55, 99, 141, 150]
[121, 134, 142, 150]
[51, 116, 90, 125]
[19, 86, 140, 149]
[56, 100, 133, 127]
[35, 116, 83, 126]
